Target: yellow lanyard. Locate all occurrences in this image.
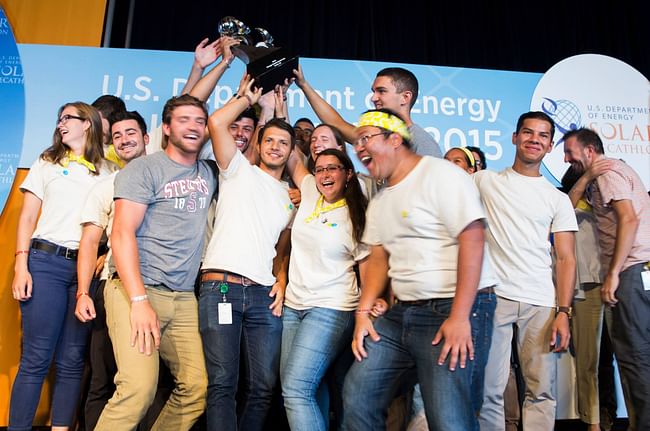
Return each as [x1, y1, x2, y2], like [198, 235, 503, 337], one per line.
[304, 195, 346, 224]
[63, 151, 96, 172]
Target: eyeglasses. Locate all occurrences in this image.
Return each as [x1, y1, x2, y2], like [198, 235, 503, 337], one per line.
[57, 114, 84, 125]
[356, 132, 388, 147]
[314, 164, 345, 175]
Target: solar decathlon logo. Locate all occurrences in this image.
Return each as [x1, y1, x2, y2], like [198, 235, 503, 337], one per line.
[540, 97, 581, 146]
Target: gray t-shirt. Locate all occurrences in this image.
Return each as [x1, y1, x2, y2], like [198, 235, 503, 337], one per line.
[409, 123, 442, 158]
[114, 151, 218, 292]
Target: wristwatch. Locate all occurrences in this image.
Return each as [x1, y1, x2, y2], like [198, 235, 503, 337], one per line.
[556, 306, 573, 319]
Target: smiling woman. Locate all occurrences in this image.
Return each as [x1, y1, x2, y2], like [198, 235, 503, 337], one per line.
[281, 147, 369, 431]
[8, 102, 111, 430]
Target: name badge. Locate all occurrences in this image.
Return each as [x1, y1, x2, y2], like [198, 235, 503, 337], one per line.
[218, 302, 233, 324]
[641, 267, 650, 292]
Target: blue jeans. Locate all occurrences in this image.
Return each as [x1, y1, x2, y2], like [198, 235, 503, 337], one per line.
[199, 280, 282, 431]
[342, 297, 484, 431]
[9, 244, 91, 431]
[280, 306, 354, 431]
[469, 289, 496, 415]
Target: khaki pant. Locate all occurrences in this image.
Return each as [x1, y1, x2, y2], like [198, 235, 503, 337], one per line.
[479, 297, 557, 431]
[572, 285, 603, 424]
[95, 280, 207, 431]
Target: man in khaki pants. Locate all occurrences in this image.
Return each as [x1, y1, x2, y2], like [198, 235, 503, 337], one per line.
[94, 95, 218, 430]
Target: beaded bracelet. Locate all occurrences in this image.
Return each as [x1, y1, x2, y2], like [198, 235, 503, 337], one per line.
[76, 291, 90, 300]
[15, 250, 29, 256]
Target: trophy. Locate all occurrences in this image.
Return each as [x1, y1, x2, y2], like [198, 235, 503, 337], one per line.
[218, 16, 299, 91]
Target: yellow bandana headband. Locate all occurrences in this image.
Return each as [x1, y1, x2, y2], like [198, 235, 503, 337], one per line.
[357, 111, 411, 142]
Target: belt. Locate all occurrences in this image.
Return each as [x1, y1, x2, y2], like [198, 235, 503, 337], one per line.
[201, 270, 255, 286]
[31, 239, 78, 260]
[478, 285, 495, 295]
[399, 285, 496, 307]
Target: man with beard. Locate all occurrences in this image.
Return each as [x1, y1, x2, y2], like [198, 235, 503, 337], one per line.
[563, 127, 650, 430]
[94, 95, 217, 430]
[74, 110, 149, 429]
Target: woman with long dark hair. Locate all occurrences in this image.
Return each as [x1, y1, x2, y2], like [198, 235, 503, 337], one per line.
[10, 102, 110, 431]
[281, 148, 369, 431]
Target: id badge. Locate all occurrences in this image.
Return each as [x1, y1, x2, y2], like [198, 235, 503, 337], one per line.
[218, 302, 233, 324]
[641, 266, 650, 291]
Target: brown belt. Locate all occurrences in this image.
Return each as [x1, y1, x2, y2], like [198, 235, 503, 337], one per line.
[478, 285, 495, 295]
[200, 270, 256, 286]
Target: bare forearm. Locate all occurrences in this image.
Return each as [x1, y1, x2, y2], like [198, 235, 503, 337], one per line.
[111, 228, 146, 298]
[358, 248, 389, 309]
[77, 236, 100, 295]
[609, 216, 639, 276]
[298, 81, 356, 141]
[568, 175, 590, 208]
[451, 221, 484, 320]
[189, 61, 230, 101]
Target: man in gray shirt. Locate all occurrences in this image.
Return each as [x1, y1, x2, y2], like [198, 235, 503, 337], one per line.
[95, 95, 217, 431]
[293, 66, 442, 157]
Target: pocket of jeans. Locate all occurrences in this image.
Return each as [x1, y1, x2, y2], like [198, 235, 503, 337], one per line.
[430, 298, 454, 317]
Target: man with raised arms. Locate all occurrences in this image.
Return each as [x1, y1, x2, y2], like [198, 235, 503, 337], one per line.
[198, 76, 295, 431]
[293, 66, 442, 158]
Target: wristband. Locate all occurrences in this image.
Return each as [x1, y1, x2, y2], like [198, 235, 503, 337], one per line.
[76, 291, 90, 300]
[275, 116, 286, 121]
[355, 308, 371, 314]
[243, 94, 253, 107]
[131, 294, 149, 303]
[15, 250, 29, 256]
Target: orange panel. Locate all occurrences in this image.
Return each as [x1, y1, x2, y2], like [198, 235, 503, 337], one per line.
[0, 0, 106, 46]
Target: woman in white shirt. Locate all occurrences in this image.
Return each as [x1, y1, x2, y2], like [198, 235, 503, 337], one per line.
[9, 102, 109, 431]
[281, 148, 369, 431]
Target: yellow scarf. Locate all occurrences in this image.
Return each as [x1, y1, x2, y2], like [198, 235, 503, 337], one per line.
[63, 151, 96, 172]
[304, 195, 347, 224]
[104, 144, 126, 168]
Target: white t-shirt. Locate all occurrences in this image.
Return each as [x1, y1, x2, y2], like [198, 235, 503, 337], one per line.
[21, 157, 110, 249]
[285, 175, 370, 311]
[80, 172, 117, 280]
[202, 151, 295, 285]
[473, 168, 578, 307]
[364, 156, 495, 301]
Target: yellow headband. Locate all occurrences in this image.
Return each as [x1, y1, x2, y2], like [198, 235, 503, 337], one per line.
[357, 111, 411, 142]
[457, 147, 476, 168]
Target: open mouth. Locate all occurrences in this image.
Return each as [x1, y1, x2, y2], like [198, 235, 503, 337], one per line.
[360, 155, 373, 166]
[183, 133, 200, 141]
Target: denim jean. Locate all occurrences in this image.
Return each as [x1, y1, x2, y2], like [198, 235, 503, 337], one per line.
[342, 297, 482, 431]
[469, 289, 496, 415]
[199, 280, 283, 431]
[280, 306, 354, 431]
[9, 245, 91, 431]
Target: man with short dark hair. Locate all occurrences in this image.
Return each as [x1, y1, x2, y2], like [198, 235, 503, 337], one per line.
[74, 110, 149, 429]
[198, 76, 295, 431]
[293, 66, 442, 157]
[91, 95, 127, 168]
[476, 111, 577, 431]
[94, 95, 217, 430]
[563, 127, 650, 430]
